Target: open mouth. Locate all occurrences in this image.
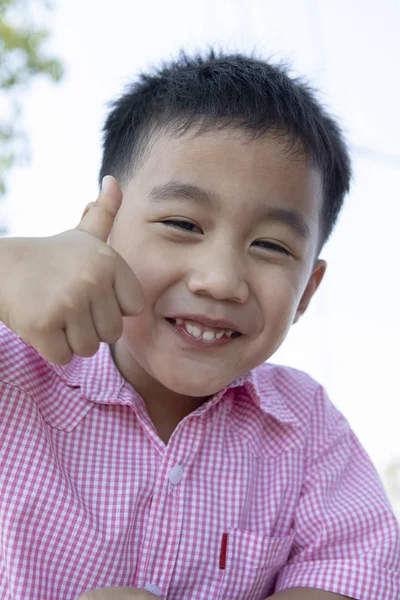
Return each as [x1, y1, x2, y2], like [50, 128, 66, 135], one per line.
[166, 317, 241, 343]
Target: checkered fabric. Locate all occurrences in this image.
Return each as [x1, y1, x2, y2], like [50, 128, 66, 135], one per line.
[1, 322, 399, 599]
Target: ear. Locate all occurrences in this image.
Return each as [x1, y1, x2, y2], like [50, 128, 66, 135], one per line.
[293, 259, 327, 323]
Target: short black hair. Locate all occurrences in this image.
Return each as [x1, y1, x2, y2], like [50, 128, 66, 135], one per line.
[100, 49, 351, 249]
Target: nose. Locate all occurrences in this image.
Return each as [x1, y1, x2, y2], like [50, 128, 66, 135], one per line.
[187, 245, 249, 303]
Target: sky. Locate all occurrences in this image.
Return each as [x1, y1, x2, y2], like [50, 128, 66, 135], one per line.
[2, 0, 400, 511]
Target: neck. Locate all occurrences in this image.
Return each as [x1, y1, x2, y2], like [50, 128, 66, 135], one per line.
[110, 341, 209, 443]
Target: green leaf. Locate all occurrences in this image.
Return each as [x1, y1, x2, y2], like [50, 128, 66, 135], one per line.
[0, 0, 64, 198]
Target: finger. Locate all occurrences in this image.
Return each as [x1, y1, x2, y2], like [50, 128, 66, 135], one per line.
[90, 291, 123, 343]
[80, 201, 96, 221]
[65, 306, 101, 358]
[113, 257, 145, 316]
[34, 329, 74, 366]
[76, 175, 122, 242]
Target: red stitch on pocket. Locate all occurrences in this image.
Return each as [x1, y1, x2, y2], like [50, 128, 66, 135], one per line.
[219, 532, 228, 570]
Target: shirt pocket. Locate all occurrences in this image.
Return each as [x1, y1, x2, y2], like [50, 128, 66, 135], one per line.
[215, 528, 295, 600]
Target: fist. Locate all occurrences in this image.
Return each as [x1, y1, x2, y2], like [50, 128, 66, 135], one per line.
[0, 176, 144, 365]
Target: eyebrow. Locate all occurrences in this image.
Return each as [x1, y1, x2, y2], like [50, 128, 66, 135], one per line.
[148, 181, 219, 210]
[148, 181, 310, 240]
[260, 207, 311, 240]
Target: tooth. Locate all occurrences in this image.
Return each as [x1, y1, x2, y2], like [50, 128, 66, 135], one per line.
[176, 318, 183, 325]
[183, 322, 201, 338]
[202, 331, 215, 341]
[225, 330, 234, 337]
[215, 331, 224, 339]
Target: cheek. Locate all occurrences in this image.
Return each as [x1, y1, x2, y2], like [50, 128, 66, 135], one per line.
[258, 272, 300, 322]
[113, 237, 169, 298]
[242, 276, 300, 362]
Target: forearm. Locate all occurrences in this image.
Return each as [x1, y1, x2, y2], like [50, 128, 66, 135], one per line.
[267, 588, 352, 599]
[0, 237, 23, 322]
[0, 236, 18, 280]
[0, 236, 30, 290]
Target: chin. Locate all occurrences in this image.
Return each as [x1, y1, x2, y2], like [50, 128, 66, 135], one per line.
[161, 372, 228, 398]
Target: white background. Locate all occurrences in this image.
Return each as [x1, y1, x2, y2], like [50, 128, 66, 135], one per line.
[2, 0, 400, 513]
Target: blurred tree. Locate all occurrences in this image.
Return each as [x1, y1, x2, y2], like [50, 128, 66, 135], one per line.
[0, 0, 63, 208]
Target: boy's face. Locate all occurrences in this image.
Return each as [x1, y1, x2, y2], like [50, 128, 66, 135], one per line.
[109, 127, 326, 401]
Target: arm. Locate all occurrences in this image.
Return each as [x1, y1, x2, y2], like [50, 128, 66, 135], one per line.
[267, 588, 351, 599]
[272, 386, 400, 599]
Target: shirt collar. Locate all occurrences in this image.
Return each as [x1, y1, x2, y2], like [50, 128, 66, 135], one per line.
[51, 344, 299, 427]
[51, 343, 128, 405]
[227, 367, 300, 426]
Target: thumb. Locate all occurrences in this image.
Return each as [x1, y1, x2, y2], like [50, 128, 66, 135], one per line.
[76, 175, 122, 241]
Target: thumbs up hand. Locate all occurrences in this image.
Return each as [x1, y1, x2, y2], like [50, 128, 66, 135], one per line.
[0, 176, 144, 365]
[77, 175, 124, 240]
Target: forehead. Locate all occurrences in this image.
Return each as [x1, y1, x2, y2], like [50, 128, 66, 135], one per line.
[131, 127, 323, 237]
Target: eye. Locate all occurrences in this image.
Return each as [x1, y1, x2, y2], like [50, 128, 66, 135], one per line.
[253, 240, 291, 256]
[161, 219, 202, 233]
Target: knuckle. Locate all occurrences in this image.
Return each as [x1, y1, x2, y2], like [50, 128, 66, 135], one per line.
[78, 272, 102, 290]
[96, 245, 117, 261]
[78, 262, 113, 290]
[95, 249, 119, 274]
[71, 250, 117, 292]
[62, 292, 86, 313]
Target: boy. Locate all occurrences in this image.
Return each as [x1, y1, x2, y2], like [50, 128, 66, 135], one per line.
[0, 51, 399, 600]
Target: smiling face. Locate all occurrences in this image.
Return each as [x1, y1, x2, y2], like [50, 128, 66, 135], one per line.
[109, 127, 326, 404]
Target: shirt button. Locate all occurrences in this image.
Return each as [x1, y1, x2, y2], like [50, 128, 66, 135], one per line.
[145, 583, 161, 596]
[168, 464, 183, 485]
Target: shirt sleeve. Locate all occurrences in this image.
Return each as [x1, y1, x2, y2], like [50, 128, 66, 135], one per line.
[274, 385, 400, 600]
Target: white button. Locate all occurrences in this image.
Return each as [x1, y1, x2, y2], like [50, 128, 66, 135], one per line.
[168, 464, 183, 485]
[145, 582, 161, 596]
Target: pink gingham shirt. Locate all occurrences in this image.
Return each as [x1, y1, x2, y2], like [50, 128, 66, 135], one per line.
[0, 322, 399, 600]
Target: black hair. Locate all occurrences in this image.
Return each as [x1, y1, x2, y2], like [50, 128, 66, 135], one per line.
[100, 49, 351, 249]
